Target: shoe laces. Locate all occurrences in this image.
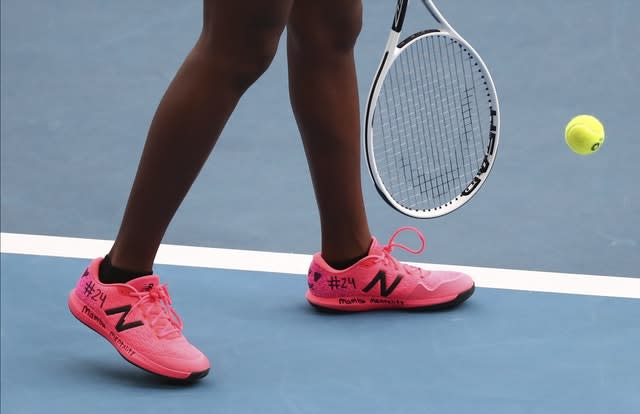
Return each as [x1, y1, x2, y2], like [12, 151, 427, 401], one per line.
[380, 227, 426, 276]
[129, 284, 183, 339]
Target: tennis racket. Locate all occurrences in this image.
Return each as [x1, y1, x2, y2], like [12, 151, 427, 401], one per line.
[364, 0, 500, 218]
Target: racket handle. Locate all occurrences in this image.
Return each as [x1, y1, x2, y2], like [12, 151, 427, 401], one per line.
[392, 0, 409, 32]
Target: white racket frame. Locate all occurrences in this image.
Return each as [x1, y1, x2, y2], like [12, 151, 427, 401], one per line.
[364, 0, 500, 218]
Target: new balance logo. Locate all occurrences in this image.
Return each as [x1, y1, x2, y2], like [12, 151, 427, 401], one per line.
[104, 305, 144, 332]
[362, 271, 403, 297]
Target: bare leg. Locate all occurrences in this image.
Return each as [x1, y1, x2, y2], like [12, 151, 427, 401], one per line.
[108, 0, 293, 273]
[287, 0, 371, 264]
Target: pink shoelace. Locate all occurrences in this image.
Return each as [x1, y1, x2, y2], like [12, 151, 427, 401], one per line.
[380, 227, 427, 276]
[129, 284, 183, 339]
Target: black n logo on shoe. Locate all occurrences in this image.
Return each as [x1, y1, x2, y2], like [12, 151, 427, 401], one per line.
[362, 271, 403, 297]
[105, 305, 144, 332]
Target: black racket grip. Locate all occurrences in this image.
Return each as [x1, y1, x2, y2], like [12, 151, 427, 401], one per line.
[392, 0, 409, 32]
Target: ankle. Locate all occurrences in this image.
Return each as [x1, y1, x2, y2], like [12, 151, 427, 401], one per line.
[322, 238, 372, 270]
[98, 254, 152, 284]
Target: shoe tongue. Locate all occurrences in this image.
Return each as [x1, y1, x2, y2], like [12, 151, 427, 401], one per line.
[368, 237, 384, 256]
[126, 275, 160, 292]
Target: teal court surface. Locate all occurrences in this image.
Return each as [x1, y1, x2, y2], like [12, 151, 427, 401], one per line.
[2, 1, 639, 413]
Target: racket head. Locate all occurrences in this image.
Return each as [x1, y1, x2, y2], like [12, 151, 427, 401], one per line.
[365, 30, 500, 218]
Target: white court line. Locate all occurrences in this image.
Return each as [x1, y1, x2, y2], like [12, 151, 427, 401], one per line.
[1, 232, 639, 299]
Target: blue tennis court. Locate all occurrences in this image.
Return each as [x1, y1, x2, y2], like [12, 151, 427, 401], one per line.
[2, 1, 639, 413]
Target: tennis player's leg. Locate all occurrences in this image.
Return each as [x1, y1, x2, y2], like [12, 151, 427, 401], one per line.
[287, 0, 475, 311]
[287, 0, 372, 267]
[106, 0, 294, 274]
[69, 0, 294, 380]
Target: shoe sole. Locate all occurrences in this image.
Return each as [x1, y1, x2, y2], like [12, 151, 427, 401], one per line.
[306, 284, 475, 313]
[68, 291, 209, 382]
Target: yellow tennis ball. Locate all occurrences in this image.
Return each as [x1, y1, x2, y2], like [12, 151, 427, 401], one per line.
[565, 115, 605, 155]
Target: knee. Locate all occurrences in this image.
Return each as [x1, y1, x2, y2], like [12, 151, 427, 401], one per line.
[228, 36, 280, 91]
[199, 17, 285, 91]
[288, 2, 363, 55]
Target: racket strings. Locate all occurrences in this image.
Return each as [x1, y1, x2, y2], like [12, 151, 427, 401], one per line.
[373, 34, 492, 211]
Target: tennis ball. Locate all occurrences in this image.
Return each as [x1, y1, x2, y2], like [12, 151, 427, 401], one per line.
[565, 115, 605, 155]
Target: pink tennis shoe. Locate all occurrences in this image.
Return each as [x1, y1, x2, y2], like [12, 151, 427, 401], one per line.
[306, 227, 475, 311]
[69, 228, 469, 379]
[68, 258, 210, 381]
